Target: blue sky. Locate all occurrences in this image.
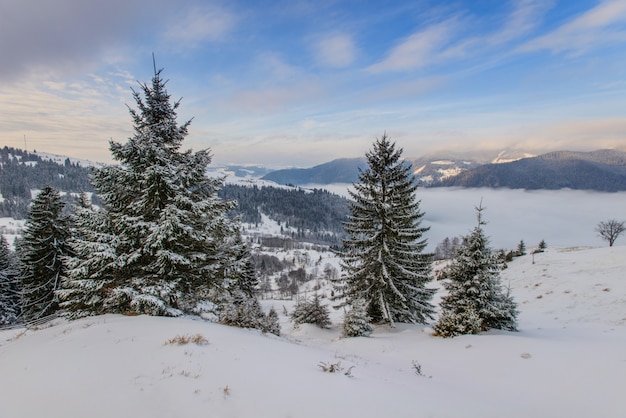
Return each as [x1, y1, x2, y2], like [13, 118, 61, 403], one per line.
[1, 0, 625, 167]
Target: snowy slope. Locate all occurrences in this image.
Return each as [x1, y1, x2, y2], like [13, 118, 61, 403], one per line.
[1, 246, 624, 418]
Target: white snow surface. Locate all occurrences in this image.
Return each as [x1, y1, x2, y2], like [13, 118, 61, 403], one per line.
[1, 246, 625, 418]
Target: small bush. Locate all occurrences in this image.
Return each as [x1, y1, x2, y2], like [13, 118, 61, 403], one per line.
[342, 300, 373, 337]
[164, 334, 209, 346]
[261, 307, 281, 336]
[318, 361, 354, 377]
[291, 294, 331, 329]
[433, 308, 483, 338]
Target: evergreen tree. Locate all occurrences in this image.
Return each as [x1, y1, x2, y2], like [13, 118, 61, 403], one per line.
[222, 232, 258, 298]
[291, 294, 331, 328]
[58, 193, 119, 319]
[342, 299, 373, 337]
[537, 239, 547, 252]
[434, 204, 518, 338]
[18, 186, 70, 321]
[216, 232, 281, 334]
[333, 134, 435, 326]
[218, 289, 265, 328]
[0, 236, 20, 325]
[63, 65, 236, 317]
[262, 306, 281, 336]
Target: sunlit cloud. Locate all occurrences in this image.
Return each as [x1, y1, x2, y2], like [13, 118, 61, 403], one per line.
[313, 33, 357, 68]
[428, 116, 626, 156]
[0, 75, 133, 163]
[519, 0, 626, 55]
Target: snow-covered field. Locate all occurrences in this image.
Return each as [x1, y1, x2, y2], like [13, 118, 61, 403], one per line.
[1, 246, 624, 418]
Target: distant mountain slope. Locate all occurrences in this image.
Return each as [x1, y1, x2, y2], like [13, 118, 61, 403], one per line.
[261, 151, 527, 186]
[411, 155, 482, 185]
[435, 149, 626, 191]
[207, 164, 273, 178]
[261, 158, 367, 185]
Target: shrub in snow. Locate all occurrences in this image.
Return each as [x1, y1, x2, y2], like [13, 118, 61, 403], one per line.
[218, 290, 281, 336]
[261, 307, 281, 336]
[342, 299, 373, 337]
[219, 290, 264, 328]
[164, 334, 208, 346]
[433, 308, 483, 338]
[291, 294, 331, 329]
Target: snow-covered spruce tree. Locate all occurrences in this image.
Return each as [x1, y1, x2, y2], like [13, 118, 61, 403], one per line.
[342, 299, 373, 337]
[217, 232, 280, 334]
[67, 66, 236, 316]
[434, 204, 518, 338]
[18, 186, 70, 321]
[218, 289, 265, 328]
[332, 134, 435, 327]
[262, 306, 281, 336]
[0, 236, 20, 325]
[58, 193, 119, 319]
[291, 294, 331, 329]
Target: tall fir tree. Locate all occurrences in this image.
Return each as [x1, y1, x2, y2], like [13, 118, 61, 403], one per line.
[434, 204, 518, 338]
[0, 236, 20, 325]
[62, 65, 236, 317]
[18, 186, 70, 321]
[332, 134, 435, 326]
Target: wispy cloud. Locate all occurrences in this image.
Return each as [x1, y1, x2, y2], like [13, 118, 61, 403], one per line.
[313, 33, 357, 68]
[256, 53, 300, 81]
[163, 5, 237, 46]
[225, 80, 326, 113]
[487, 0, 552, 44]
[367, 20, 456, 73]
[520, 0, 626, 55]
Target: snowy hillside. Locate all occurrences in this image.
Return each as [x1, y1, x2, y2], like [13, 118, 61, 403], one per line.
[1, 246, 624, 418]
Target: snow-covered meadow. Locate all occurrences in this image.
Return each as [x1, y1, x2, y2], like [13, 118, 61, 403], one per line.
[2, 183, 626, 417]
[1, 245, 624, 418]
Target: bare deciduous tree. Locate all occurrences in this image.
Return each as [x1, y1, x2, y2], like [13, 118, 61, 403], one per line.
[596, 219, 626, 247]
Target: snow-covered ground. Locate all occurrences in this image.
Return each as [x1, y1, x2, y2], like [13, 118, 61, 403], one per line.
[1, 245, 624, 418]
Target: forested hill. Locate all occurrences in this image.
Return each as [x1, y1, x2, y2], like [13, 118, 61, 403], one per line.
[0, 147, 350, 244]
[0, 147, 95, 218]
[218, 184, 350, 244]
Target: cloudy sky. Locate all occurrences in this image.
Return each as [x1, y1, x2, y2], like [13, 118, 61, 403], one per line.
[1, 0, 625, 167]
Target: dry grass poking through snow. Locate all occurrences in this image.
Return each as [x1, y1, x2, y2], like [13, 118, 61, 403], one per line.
[163, 333, 209, 346]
